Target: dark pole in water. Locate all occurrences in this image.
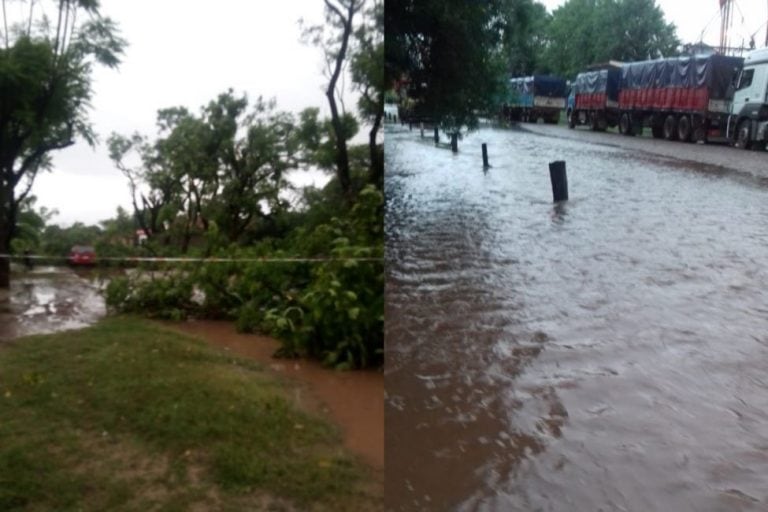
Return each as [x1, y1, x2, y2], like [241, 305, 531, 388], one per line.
[434, 126, 439, 145]
[549, 160, 568, 202]
[482, 143, 489, 168]
[451, 133, 458, 153]
[420, 122, 424, 138]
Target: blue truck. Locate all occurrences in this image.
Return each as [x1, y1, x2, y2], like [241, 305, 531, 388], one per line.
[503, 75, 568, 124]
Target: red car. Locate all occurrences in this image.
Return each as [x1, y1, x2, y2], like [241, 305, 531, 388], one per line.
[68, 245, 96, 266]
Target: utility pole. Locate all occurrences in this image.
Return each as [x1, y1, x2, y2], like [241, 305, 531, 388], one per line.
[720, 0, 733, 54]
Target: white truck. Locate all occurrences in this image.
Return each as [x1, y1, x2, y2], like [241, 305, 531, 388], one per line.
[729, 47, 768, 149]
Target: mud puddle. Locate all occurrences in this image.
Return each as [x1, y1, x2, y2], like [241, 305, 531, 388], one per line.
[166, 320, 384, 473]
[0, 265, 107, 342]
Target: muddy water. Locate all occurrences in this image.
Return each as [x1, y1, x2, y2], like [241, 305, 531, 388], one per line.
[385, 125, 768, 511]
[167, 320, 384, 472]
[0, 266, 106, 341]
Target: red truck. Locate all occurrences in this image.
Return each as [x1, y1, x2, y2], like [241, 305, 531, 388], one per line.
[568, 54, 745, 143]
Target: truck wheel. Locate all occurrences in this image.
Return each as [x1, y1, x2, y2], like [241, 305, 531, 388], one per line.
[663, 115, 678, 141]
[692, 117, 706, 143]
[735, 120, 752, 150]
[677, 115, 692, 142]
[590, 112, 599, 131]
[619, 112, 633, 135]
[567, 109, 576, 129]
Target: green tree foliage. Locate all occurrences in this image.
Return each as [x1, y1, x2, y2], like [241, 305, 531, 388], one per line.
[300, 0, 366, 197]
[541, 0, 679, 78]
[109, 91, 298, 251]
[350, 0, 384, 188]
[106, 185, 384, 370]
[386, 0, 511, 131]
[41, 222, 101, 258]
[0, 0, 125, 287]
[502, 0, 550, 76]
[9, 196, 57, 253]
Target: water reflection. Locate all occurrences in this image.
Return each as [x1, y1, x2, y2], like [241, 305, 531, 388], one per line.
[386, 124, 768, 511]
[0, 266, 106, 341]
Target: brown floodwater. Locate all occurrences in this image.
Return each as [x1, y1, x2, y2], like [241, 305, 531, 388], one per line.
[0, 265, 106, 342]
[385, 124, 768, 511]
[167, 320, 384, 472]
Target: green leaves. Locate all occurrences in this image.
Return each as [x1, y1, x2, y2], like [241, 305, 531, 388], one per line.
[0, 1, 125, 279]
[541, 0, 679, 78]
[104, 186, 384, 370]
[387, 0, 510, 129]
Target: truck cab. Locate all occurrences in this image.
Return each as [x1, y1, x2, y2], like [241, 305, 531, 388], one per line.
[731, 47, 768, 149]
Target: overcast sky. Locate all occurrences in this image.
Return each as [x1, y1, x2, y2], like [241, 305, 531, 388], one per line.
[33, 0, 337, 226]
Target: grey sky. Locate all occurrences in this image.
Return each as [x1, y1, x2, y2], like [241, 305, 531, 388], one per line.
[34, 0, 337, 226]
[538, 0, 768, 47]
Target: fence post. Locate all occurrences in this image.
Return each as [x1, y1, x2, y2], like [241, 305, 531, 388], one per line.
[549, 161, 569, 202]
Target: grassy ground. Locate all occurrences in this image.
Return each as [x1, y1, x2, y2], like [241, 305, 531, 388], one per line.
[0, 317, 380, 511]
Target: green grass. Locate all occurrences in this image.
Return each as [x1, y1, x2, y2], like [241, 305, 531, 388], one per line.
[0, 317, 379, 511]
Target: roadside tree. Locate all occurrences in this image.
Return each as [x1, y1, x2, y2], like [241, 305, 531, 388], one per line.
[541, 0, 679, 78]
[0, 0, 125, 287]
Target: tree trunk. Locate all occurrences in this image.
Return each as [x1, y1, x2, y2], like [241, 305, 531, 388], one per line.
[369, 107, 383, 187]
[0, 238, 9, 288]
[0, 183, 12, 288]
[327, 92, 351, 195]
[324, 0, 358, 197]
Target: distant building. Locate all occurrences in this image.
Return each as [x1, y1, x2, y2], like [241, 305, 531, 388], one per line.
[680, 42, 717, 56]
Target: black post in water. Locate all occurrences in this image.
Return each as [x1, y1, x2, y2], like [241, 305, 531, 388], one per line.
[482, 143, 490, 168]
[420, 122, 424, 138]
[549, 160, 568, 202]
[434, 127, 439, 145]
[451, 133, 458, 153]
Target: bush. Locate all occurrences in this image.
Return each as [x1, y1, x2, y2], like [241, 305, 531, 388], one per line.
[105, 186, 383, 369]
[105, 269, 195, 321]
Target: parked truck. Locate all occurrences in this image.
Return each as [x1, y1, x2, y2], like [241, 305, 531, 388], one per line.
[729, 47, 768, 149]
[616, 53, 742, 142]
[567, 49, 768, 149]
[504, 75, 567, 124]
[567, 65, 621, 131]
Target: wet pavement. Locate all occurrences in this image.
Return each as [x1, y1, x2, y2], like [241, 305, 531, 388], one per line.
[0, 266, 106, 341]
[385, 123, 768, 511]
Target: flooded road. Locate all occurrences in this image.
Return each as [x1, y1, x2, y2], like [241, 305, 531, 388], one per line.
[0, 266, 106, 341]
[385, 124, 768, 511]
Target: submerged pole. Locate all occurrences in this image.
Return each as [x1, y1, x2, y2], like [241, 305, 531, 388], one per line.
[451, 133, 458, 153]
[482, 143, 489, 168]
[434, 126, 439, 145]
[549, 160, 568, 202]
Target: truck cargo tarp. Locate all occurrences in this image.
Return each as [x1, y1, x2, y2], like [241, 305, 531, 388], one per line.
[619, 54, 743, 111]
[573, 68, 621, 109]
[508, 75, 567, 106]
